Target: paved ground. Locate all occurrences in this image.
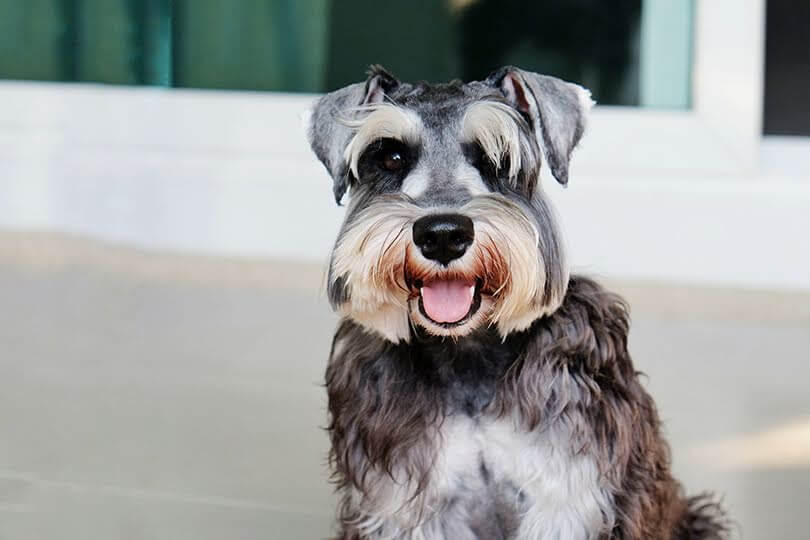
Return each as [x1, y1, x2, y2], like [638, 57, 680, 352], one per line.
[1, 231, 808, 539]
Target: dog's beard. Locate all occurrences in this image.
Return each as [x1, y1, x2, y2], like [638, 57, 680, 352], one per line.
[329, 194, 567, 342]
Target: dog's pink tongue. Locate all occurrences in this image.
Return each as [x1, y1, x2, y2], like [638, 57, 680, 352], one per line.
[421, 280, 475, 323]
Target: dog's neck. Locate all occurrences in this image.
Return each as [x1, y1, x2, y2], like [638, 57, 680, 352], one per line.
[396, 326, 530, 416]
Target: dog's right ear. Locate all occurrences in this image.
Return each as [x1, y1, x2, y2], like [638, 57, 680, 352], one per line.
[486, 66, 594, 186]
[306, 66, 400, 205]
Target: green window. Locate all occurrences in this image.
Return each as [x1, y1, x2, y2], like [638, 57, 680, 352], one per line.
[0, 0, 693, 108]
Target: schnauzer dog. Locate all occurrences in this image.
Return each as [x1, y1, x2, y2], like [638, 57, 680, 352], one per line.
[307, 66, 727, 540]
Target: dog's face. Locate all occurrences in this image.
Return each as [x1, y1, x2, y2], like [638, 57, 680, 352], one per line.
[308, 66, 592, 342]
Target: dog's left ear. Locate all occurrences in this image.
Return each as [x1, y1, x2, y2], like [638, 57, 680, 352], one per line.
[487, 66, 594, 186]
[306, 66, 400, 204]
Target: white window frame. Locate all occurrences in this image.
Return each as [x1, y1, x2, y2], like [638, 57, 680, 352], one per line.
[578, 0, 764, 176]
[1, 0, 808, 289]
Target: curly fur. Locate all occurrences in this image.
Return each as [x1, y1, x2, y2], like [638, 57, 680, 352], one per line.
[327, 278, 728, 539]
[308, 66, 728, 540]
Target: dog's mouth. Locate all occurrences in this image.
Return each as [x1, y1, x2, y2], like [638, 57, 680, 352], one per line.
[413, 278, 483, 327]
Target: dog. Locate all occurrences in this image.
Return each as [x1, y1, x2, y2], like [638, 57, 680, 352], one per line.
[306, 65, 728, 540]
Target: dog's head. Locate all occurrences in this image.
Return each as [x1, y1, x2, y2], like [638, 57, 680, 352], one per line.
[307, 66, 592, 342]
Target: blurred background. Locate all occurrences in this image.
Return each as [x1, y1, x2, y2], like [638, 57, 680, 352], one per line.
[0, 0, 808, 538]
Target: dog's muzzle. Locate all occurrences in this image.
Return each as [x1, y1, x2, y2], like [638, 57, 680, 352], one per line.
[411, 214, 480, 325]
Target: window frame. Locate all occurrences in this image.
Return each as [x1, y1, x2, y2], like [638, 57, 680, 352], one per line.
[0, 0, 765, 176]
[575, 0, 765, 178]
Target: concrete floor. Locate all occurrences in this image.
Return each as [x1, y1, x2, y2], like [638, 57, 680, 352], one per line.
[1, 231, 809, 539]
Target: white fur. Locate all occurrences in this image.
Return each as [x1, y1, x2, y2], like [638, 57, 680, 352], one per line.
[331, 195, 565, 342]
[342, 103, 423, 179]
[465, 196, 567, 336]
[351, 415, 614, 539]
[461, 101, 525, 181]
[571, 82, 596, 113]
[453, 162, 490, 196]
[401, 163, 488, 199]
[401, 167, 432, 198]
[330, 198, 415, 342]
[343, 303, 411, 344]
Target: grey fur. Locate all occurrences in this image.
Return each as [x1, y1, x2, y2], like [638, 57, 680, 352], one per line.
[307, 65, 590, 204]
[307, 80, 365, 204]
[307, 67, 728, 539]
[486, 66, 593, 185]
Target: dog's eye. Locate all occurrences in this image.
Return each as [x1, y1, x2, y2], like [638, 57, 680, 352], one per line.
[371, 138, 410, 173]
[469, 144, 497, 177]
[382, 151, 404, 171]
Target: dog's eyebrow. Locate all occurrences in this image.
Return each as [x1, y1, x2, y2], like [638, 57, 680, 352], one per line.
[461, 101, 524, 182]
[341, 103, 423, 178]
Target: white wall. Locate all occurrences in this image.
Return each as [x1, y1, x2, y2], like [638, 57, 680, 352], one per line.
[0, 82, 808, 290]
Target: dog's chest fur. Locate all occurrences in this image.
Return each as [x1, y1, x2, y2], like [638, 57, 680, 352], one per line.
[427, 414, 612, 540]
[329, 280, 727, 540]
[351, 414, 613, 540]
[340, 326, 614, 540]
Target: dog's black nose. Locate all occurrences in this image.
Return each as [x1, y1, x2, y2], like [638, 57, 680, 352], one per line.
[412, 214, 474, 265]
